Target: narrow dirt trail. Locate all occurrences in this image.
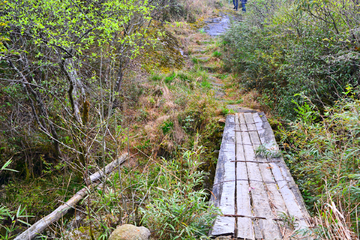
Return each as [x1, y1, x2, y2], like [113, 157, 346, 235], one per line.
[186, 10, 257, 114]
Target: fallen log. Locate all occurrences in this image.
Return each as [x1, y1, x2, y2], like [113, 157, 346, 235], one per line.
[15, 153, 128, 240]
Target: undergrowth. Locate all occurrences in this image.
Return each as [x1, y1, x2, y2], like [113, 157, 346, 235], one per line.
[221, 0, 360, 237]
[278, 95, 360, 238]
[0, 6, 228, 238]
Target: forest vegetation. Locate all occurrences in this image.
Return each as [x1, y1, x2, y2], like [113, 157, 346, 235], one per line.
[223, 0, 360, 237]
[0, 0, 359, 239]
[0, 0, 225, 239]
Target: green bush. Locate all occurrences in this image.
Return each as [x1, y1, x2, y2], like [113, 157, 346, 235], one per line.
[140, 149, 220, 239]
[278, 96, 360, 236]
[212, 51, 222, 58]
[222, 0, 360, 119]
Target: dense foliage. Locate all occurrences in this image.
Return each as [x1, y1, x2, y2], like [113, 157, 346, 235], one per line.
[275, 95, 359, 238]
[0, 0, 224, 238]
[223, 0, 360, 119]
[223, 0, 360, 236]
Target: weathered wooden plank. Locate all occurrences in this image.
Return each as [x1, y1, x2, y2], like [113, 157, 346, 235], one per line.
[257, 112, 272, 129]
[236, 175, 250, 214]
[235, 113, 240, 130]
[247, 123, 257, 131]
[211, 217, 235, 236]
[270, 163, 309, 231]
[222, 147, 236, 162]
[240, 113, 282, 239]
[246, 162, 263, 182]
[253, 113, 263, 123]
[211, 115, 236, 236]
[243, 145, 256, 162]
[254, 112, 310, 232]
[236, 181, 255, 239]
[211, 115, 236, 207]
[220, 181, 235, 215]
[239, 113, 246, 125]
[236, 114, 254, 239]
[244, 113, 255, 124]
[241, 131, 251, 144]
[211, 150, 225, 207]
[221, 143, 236, 154]
[249, 181, 282, 239]
[259, 164, 288, 216]
[254, 112, 273, 145]
[249, 131, 261, 147]
[236, 161, 254, 239]
[237, 217, 254, 239]
[244, 113, 256, 132]
[248, 128, 287, 226]
[253, 220, 264, 239]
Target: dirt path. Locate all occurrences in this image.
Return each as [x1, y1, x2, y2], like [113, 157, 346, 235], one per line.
[187, 11, 257, 114]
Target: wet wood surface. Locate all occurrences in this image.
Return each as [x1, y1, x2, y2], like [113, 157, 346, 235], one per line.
[210, 113, 311, 239]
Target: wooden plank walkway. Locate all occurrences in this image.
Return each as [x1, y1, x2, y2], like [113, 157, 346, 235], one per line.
[211, 112, 311, 239]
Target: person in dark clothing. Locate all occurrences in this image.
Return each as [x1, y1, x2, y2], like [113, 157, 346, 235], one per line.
[233, 0, 238, 10]
[233, 0, 247, 12]
[241, 0, 247, 12]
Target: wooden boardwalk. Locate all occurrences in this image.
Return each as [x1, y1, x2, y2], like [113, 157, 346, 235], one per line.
[211, 112, 311, 239]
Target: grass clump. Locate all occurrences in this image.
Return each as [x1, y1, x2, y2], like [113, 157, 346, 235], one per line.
[165, 72, 177, 84]
[140, 149, 220, 239]
[161, 120, 174, 134]
[212, 51, 221, 58]
[201, 80, 212, 89]
[151, 74, 163, 81]
[192, 57, 199, 64]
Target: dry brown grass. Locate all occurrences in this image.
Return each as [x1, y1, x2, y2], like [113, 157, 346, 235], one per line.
[180, 0, 216, 20]
[313, 197, 359, 240]
[241, 89, 262, 110]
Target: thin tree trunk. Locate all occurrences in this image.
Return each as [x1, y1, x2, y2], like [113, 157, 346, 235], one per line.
[60, 58, 85, 125]
[8, 59, 61, 157]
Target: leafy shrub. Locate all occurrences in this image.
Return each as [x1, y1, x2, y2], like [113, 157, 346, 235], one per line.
[161, 120, 174, 134]
[140, 149, 220, 239]
[278, 96, 360, 236]
[222, 0, 360, 119]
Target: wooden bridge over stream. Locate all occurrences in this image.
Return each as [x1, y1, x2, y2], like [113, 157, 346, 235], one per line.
[210, 112, 311, 239]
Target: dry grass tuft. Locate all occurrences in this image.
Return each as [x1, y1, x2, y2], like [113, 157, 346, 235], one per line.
[241, 89, 262, 110]
[313, 196, 359, 240]
[181, 0, 216, 20]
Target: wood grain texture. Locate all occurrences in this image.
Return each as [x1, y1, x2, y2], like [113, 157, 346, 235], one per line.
[211, 217, 236, 236]
[211, 113, 311, 239]
[211, 115, 236, 236]
[254, 112, 311, 232]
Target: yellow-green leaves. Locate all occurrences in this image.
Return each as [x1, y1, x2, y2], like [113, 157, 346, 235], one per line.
[5, 0, 156, 58]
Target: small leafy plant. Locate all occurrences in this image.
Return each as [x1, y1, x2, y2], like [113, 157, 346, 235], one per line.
[255, 143, 282, 158]
[212, 51, 221, 58]
[140, 149, 221, 239]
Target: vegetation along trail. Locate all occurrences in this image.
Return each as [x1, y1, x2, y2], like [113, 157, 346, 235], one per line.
[1, 0, 360, 239]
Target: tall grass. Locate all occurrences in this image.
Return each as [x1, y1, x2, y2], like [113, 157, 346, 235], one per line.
[278, 96, 360, 238]
[140, 148, 220, 239]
